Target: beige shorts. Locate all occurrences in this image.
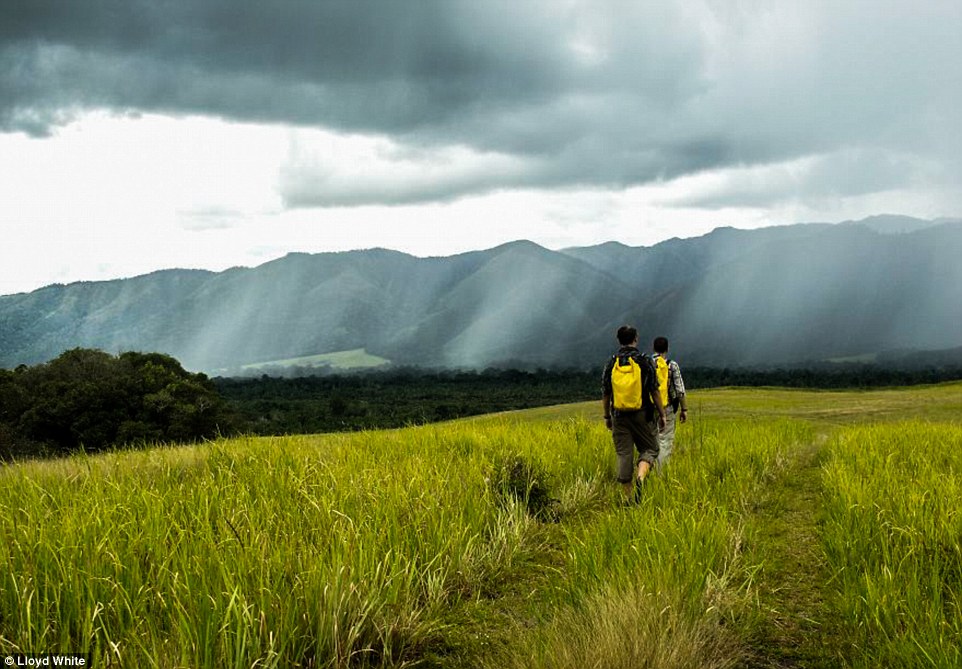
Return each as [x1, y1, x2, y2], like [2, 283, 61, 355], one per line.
[656, 408, 677, 467]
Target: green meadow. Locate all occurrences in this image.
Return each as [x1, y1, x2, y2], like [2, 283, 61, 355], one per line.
[2, 383, 961, 668]
[239, 349, 391, 372]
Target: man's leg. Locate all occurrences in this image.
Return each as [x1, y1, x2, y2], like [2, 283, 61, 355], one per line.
[656, 409, 676, 468]
[633, 414, 659, 497]
[611, 417, 636, 502]
[632, 456, 653, 503]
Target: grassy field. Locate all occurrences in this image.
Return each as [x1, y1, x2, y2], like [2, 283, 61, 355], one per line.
[1, 382, 961, 667]
[240, 349, 391, 372]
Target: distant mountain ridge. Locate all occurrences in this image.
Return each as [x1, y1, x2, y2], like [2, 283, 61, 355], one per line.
[1, 215, 960, 372]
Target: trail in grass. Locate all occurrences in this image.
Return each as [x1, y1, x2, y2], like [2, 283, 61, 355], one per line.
[424, 505, 590, 668]
[743, 433, 844, 668]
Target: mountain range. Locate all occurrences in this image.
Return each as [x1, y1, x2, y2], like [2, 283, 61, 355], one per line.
[2, 215, 960, 373]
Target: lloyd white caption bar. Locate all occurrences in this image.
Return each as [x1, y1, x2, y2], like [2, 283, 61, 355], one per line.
[4, 656, 89, 667]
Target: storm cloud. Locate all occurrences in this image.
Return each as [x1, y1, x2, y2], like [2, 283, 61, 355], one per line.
[2, 0, 959, 207]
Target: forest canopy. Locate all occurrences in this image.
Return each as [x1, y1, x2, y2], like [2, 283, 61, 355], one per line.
[0, 348, 231, 459]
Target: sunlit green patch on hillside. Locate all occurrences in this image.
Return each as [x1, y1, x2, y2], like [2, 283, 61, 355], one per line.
[1, 382, 961, 668]
[240, 348, 391, 372]
[826, 353, 878, 364]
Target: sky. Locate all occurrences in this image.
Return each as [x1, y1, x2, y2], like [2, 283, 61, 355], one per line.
[1, 0, 960, 296]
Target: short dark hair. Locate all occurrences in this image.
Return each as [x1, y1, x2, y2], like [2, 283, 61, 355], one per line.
[617, 325, 638, 345]
[653, 336, 669, 354]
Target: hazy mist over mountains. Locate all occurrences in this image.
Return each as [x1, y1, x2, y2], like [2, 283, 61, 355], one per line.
[2, 215, 960, 374]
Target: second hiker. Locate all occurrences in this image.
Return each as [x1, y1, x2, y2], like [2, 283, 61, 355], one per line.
[652, 336, 688, 467]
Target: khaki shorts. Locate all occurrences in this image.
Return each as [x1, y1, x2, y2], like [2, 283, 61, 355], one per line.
[612, 410, 659, 483]
[656, 408, 677, 467]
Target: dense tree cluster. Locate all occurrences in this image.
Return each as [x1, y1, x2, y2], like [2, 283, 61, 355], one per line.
[214, 368, 599, 435]
[0, 349, 233, 459]
[684, 364, 962, 390]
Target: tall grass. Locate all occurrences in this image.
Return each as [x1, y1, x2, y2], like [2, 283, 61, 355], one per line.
[0, 410, 818, 668]
[485, 418, 813, 669]
[0, 418, 610, 668]
[821, 422, 962, 668]
[7, 387, 958, 668]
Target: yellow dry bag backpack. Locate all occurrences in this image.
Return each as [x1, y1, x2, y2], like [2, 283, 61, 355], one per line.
[611, 353, 644, 411]
[654, 354, 670, 407]
[654, 354, 680, 411]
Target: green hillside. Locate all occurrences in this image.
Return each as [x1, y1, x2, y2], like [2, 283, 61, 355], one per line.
[239, 348, 391, 372]
[1, 383, 961, 667]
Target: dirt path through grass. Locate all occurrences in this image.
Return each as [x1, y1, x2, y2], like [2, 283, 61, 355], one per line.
[743, 432, 844, 668]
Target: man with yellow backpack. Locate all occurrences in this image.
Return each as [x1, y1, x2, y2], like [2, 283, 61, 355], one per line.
[652, 336, 688, 467]
[602, 325, 667, 503]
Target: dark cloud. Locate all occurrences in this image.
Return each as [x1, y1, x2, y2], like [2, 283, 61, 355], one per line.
[2, 0, 959, 207]
[665, 148, 929, 210]
[0, 0, 572, 133]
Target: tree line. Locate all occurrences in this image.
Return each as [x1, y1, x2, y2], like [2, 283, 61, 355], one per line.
[213, 367, 600, 435]
[0, 348, 232, 460]
[682, 364, 962, 389]
[2, 348, 961, 460]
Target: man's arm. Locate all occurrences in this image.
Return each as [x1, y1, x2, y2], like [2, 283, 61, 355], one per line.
[670, 360, 688, 423]
[601, 357, 614, 430]
[652, 386, 667, 431]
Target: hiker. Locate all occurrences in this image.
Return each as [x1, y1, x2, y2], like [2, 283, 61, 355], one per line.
[652, 336, 688, 467]
[601, 325, 667, 502]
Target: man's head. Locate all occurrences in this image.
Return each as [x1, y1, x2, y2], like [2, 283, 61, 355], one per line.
[617, 325, 638, 346]
[653, 336, 669, 354]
